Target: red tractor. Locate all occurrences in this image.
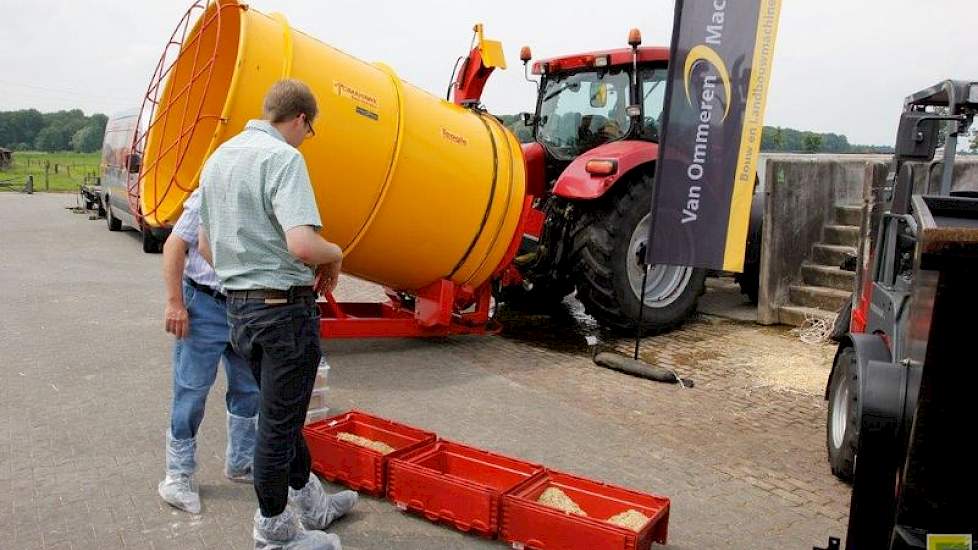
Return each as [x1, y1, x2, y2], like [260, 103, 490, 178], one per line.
[493, 31, 762, 333]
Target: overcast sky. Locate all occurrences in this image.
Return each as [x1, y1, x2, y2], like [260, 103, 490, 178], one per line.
[1, 0, 975, 146]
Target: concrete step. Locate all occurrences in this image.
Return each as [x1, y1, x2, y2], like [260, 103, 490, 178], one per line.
[779, 304, 838, 327]
[812, 243, 858, 267]
[835, 204, 863, 226]
[802, 263, 856, 291]
[789, 284, 852, 311]
[824, 224, 860, 247]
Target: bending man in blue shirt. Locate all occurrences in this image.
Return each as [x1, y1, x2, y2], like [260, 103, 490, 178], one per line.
[159, 189, 260, 514]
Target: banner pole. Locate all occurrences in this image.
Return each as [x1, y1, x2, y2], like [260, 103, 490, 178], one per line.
[635, 0, 684, 360]
[634, 263, 650, 360]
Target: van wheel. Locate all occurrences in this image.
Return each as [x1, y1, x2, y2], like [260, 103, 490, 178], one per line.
[106, 199, 122, 232]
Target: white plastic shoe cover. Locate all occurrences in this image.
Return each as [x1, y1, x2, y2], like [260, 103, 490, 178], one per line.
[253, 508, 341, 550]
[289, 475, 358, 530]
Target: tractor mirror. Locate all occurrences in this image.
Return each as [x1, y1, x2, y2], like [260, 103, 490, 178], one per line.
[590, 83, 608, 108]
[125, 152, 142, 174]
[519, 112, 536, 126]
[895, 112, 939, 161]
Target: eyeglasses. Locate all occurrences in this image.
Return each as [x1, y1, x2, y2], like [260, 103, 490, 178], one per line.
[303, 114, 315, 138]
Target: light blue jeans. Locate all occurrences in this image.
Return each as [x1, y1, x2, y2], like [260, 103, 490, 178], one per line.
[167, 280, 260, 475]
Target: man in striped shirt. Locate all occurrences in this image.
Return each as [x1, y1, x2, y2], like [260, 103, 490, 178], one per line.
[158, 188, 260, 514]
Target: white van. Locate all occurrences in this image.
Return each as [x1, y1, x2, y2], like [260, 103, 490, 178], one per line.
[100, 108, 168, 253]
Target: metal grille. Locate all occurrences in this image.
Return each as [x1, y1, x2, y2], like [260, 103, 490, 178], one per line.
[127, 0, 238, 223]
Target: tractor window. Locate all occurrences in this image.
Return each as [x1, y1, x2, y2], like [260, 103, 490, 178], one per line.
[640, 67, 668, 141]
[537, 68, 631, 160]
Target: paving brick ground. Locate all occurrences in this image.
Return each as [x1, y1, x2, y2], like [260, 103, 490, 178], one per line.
[0, 193, 849, 549]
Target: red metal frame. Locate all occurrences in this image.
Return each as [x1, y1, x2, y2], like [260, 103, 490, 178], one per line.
[453, 47, 496, 106]
[318, 192, 537, 339]
[318, 280, 497, 338]
[521, 142, 547, 198]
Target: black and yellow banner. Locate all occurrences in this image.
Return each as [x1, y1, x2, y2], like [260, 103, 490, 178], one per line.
[647, 0, 781, 272]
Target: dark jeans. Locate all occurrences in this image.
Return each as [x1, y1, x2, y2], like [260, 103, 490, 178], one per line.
[227, 290, 321, 518]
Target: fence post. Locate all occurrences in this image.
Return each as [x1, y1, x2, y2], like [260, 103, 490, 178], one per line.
[25, 175, 34, 194]
[45, 161, 50, 191]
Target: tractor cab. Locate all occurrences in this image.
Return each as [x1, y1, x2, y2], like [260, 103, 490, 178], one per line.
[523, 45, 669, 169]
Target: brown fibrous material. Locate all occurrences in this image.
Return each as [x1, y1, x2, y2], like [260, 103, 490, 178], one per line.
[537, 487, 587, 516]
[336, 432, 395, 455]
[607, 509, 650, 532]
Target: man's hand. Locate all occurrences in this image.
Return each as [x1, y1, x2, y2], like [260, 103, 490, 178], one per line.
[165, 300, 190, 338]
[314, 260, 342, 296]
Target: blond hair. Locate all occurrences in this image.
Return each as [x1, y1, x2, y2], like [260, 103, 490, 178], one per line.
[262, 79, 318, 124]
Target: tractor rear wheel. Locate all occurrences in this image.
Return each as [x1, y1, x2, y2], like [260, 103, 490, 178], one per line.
[570, 172, 706, 334]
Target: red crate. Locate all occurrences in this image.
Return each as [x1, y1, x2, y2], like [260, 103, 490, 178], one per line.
[303, 410, 436, 496]
[500, 470, 670, 550]
[387, 440, 544, 538]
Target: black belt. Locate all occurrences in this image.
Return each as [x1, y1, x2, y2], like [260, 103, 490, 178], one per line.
[184, 277, 226, 302]
[225, 286, 315, 304]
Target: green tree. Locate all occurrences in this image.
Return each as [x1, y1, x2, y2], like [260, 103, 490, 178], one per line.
[1, 109, 44, 146]
[89, 113, 108, 138]
[0, 119, 10, 148]
[821, 132, 850, 153]
[802, 133, 823, 153]
[760, 126, 778, 150]
[0, 109, 109, 151]
[70, 125, 103, 153]
[772, 127, 785, 151]
[34, 126, 69, 152]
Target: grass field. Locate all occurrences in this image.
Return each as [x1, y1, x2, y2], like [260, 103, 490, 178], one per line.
[0, 151, 101, 193]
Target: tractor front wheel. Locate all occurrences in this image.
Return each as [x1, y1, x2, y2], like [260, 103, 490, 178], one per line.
[571, 172, 706, 334]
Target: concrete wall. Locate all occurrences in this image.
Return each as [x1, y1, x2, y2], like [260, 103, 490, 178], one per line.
[755, 153, 978, 325]
[756, 155, 885, 324]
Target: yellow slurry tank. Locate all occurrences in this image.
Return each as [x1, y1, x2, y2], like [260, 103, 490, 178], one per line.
[140, 0, 525, 291]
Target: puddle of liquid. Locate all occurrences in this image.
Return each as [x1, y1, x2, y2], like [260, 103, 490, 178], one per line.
[495, 294, 607, 354]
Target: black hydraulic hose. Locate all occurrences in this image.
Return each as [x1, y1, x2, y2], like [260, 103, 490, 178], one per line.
[447, 112, 499, 278]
